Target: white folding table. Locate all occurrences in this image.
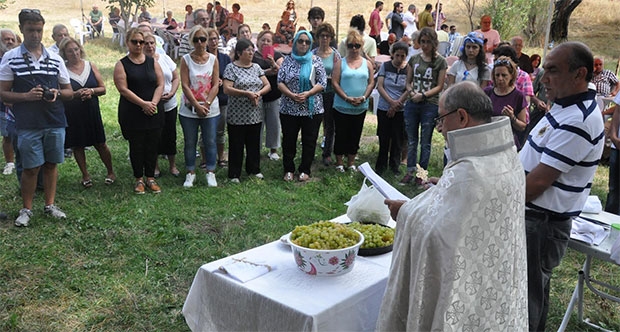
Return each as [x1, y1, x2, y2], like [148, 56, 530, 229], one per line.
[558, 211, 620, 332]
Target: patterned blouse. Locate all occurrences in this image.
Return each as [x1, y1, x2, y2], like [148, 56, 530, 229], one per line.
[277, 55, 327, 116]
[223, 63, 265, 125]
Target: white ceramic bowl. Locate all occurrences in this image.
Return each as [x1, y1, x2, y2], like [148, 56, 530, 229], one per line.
[287, 230, 364, 276]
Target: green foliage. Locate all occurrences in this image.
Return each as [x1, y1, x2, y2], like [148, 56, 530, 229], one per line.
[480, 0, 530, 41]
[107, 0, 155, 30]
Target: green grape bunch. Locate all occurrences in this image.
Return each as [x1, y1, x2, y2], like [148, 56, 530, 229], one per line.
[291, 221, 361, 250]
[347, 222, 395, 249]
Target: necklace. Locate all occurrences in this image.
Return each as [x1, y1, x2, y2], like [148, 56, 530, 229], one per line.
[191, 51, 209, 64]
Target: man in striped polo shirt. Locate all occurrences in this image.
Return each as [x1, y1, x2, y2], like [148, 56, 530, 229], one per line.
[519, 42, 605, 331]
[0, 9, 73, 227]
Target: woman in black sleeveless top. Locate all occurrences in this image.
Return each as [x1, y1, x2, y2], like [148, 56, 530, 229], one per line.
[113, 28, 164, 194]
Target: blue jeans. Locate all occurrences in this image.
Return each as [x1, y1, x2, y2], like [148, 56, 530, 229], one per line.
[525, 209, 572, 332]
[180, 115, 219, 172]
[605, 148, 620, 213]
[403, 101, 438, 173]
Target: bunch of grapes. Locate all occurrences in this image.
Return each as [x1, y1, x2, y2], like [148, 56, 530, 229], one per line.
[291, 221, 361, 250]
[347, 222, 395, 249]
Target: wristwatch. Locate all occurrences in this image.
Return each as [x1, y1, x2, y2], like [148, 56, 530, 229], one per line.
[205, 100, 212, 106]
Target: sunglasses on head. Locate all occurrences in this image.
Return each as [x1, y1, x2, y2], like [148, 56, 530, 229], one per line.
[193, 36, 207, 43]
[130, 39, 144, 45]
[494, 58, 512, 66]
[20, 8, 41, 14]
[296, 39, 311, 45]
[347, 43, 362, 50]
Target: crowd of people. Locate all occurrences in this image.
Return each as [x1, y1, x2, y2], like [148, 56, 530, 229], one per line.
[1, 4, 619, 331]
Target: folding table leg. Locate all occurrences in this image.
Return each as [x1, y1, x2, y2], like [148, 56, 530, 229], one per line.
[558, 269, 584, 332]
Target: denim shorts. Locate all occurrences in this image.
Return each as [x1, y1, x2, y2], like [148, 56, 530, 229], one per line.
[17, 127, 65, 169]
[0, 115, 8, 136]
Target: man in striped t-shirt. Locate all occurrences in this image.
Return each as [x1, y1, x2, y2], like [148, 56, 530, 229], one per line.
[519, 42, 605, 332]
[0, 9, 73, 227]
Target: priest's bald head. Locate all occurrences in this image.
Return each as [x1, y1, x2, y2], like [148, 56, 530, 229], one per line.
[436, 81, 492, 139]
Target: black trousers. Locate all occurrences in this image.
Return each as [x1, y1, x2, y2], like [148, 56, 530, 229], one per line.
[158, 107, 178, 155]
[227, 122, 261, 178]
[375, 109, 404, 174]
[333, 110, 366, 156]
[125, 127, 162, 178]
[280, 113, 323, 175]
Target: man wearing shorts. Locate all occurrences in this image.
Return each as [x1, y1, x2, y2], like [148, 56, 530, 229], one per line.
[0, 9, 73, 226]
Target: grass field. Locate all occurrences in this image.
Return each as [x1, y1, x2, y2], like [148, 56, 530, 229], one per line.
[1, 0, 620, 331]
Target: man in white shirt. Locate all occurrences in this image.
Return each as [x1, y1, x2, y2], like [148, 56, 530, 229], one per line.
[520, 42, 604, 332]
[46, 24, 68, 54]
[402, 4, 417, 38]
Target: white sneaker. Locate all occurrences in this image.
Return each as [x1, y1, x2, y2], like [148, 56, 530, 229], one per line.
[183, 173, 196, 188]
[15, 208, 33, 227]
[3, 162, 15, 175]
[253, 173, 264, 179]
[268, 152, 280, 161]
[230, 178, 240, 183]
[206, 172, 217, 187]
[44, 205, 66, 219]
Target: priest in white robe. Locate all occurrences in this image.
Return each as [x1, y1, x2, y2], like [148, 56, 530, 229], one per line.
[377, 81, 528, 331]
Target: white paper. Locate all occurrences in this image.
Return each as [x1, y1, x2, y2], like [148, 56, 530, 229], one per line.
[358, 162, 409, 201]
[571, 217, 608, 246]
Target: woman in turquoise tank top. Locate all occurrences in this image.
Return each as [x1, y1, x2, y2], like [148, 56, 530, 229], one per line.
[331, 30, 375, 172]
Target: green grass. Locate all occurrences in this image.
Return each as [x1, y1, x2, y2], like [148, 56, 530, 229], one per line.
[1, 38, 619, 331]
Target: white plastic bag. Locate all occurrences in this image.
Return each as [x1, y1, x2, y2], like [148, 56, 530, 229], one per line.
[345, 178, 391, 225]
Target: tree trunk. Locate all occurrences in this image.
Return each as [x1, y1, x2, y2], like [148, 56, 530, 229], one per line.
[550, 0, 582, 43]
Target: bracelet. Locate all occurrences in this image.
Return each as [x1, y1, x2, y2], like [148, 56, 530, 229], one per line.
[205, 100, 212, 106]
[421, 92, 427, 99]
[361, 95, 366, 102]
[90, 88, 95, 95]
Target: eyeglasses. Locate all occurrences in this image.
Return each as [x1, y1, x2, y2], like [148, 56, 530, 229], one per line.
[144, 41, 156, 45]
[20, 9, 41, 14]
[347, 43, 362, 49]
[193, 36, 207, 43]
[209, 37, 219, 41]
[434, 109, 458, 126]
[130, 39, 145, 45]
[310, 16, 322, 21]
[319, 34, 330, 39]
[297, 39, 311, 45]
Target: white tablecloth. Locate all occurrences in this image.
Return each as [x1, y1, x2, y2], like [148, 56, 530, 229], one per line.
[183, 216, 395, 332]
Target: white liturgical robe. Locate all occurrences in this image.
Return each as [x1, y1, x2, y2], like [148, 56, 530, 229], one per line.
[377, 116, 528, 331]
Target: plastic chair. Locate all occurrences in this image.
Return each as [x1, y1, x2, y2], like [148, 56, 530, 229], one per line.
[70, 18, 92, 45]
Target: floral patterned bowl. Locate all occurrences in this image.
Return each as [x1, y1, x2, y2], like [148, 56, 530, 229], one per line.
[286, 231, 364, 276]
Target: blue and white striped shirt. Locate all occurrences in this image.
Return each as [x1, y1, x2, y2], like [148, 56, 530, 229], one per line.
[519, 90, 605, 216]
